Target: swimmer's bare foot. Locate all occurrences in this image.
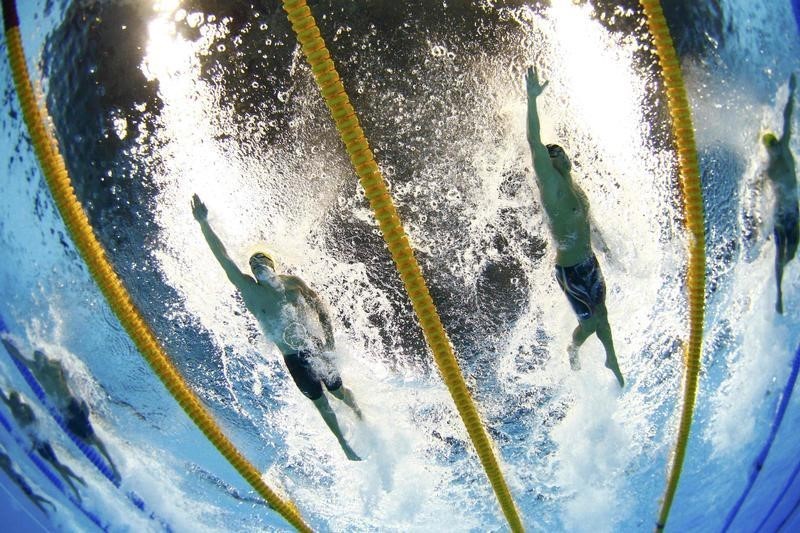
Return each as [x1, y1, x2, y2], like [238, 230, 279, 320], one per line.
[605, 359, 625, 388]
[568, 345, 581, 371]
[343, 444, 362, 461]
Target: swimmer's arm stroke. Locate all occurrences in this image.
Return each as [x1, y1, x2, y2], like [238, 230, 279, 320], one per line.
[284, 276, 335, 350]
[782, 73, 796, 147]
[191, 194, 253, 291]
[525, 66, 561, 187]
[1, 338, 30, 367]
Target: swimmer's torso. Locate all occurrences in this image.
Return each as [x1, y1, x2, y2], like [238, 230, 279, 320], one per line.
[239, 276, 324, 355]
[538, 177, 593, 266]
[767, 149, 798, 215]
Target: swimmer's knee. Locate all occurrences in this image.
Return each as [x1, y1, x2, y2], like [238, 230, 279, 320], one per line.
[311, 394, 332, 410]
[329, 386, 344, 399]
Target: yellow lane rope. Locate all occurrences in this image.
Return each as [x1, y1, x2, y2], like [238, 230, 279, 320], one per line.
[1, 3, 311, 530]
[280, 1, 524, 531]
[638, 1, 706, 530]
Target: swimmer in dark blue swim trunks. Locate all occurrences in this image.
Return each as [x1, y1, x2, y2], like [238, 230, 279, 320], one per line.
[763, 73, 797, 314]
[2, 339, 121, 481]
[192, 195, 363, 460]
[526, 66, 624, 387]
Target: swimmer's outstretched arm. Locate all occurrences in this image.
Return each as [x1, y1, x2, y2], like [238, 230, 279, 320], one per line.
[782, 73, 796, 146]
[525, 67, 548, 159]
[191, 194, 251, 290]
[525, 66, 560, 186]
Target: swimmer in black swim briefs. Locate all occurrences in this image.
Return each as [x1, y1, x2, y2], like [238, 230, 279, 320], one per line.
[284, 351, 343, 401]
[555, 255, 606, 321]
[1, 339, 121, 480]
[763, 72, 797, 314]
[193, 195, 364, 460]
[526, 65, 624, 386]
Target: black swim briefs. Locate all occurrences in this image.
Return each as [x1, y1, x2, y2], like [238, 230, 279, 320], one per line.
[65, 398, 94, 440]
[555, 254, 606, 321]
[283, 351, 343, 401]
[775, 206, 800, 262]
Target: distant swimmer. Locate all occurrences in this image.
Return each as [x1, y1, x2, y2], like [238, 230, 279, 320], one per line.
[191, 194, 364, 461]
[0, 448, 55, 515]
[524, 66, 624, 387]
[763, 73, 797, 314]
[0, 389, 86, 501]
[1, 339, 121, 481]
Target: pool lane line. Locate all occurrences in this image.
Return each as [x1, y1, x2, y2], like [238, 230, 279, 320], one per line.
[0, 409, 108, 531]
[280, 1, 524, 530]
[0, 1, 311, 530]
[639, 1, 707, 530]
[751, 343, 800, 532]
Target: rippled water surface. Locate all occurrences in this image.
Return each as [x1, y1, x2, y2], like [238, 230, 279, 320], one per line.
[1, 1, 799, 531]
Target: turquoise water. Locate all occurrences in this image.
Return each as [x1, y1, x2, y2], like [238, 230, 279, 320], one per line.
[1, 0, 799, 531]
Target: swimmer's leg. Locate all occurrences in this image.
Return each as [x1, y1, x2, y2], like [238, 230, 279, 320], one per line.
[595, 306, 624, 387]
[311, 395, 361, 461]
[568, 322, 594, 371]
[88, 436, 121, 483]
[38, 442, 85, 500]
[33, 494, 54, 514]
[776, 239, 787, 314]
[330, 386, 363, 419]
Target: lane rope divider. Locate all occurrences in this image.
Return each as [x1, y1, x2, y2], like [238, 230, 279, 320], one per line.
[751, 342, 800, 532]
[639, 1, 707, 531]
[0, 2, 311, 530]
[280, 1, 524, 531]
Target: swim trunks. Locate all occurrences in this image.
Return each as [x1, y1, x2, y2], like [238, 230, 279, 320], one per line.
[283, 351, 343, 401]
[65, 399, 94, 440]
[555, 254, 606, 321]
[775, 205, 799, 263]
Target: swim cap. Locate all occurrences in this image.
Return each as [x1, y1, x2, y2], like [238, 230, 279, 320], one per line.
[249, 251, 276, 271]
[762, 132, 779, 147]
[546, 144, 565, 158]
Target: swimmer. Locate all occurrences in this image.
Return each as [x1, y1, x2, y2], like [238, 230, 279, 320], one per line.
[525, 66, 624, 387]
[191, 194, 363, 461]
[0, 448, 54, 515]
[1, 389, 86, 501]
[763, 73, 797, 314]
[1, 339, 121, 482]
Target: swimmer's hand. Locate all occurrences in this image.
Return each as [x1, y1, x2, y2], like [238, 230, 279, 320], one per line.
[526, 66, 548, 98]
[191, 194, 208, 222]
[790, 72, 796, 93]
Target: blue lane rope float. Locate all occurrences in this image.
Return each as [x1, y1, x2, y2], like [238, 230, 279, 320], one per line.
[749, 342, 800, 532]
[0, 314, 171, 529]
[0, 409, 108, 531]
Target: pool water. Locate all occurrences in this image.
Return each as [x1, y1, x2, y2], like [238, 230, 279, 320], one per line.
[1, 0, 799, 531]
